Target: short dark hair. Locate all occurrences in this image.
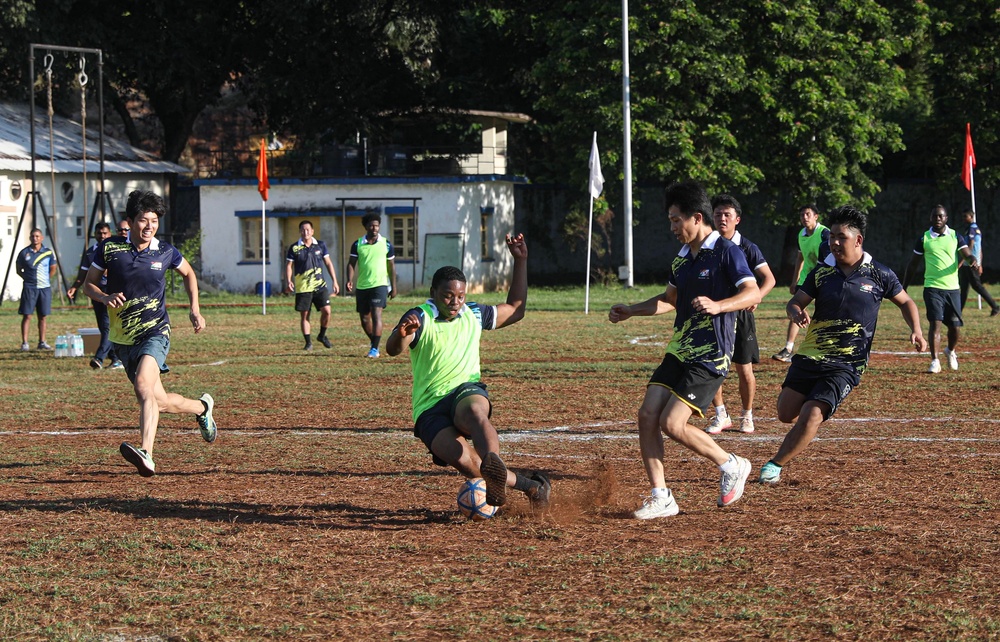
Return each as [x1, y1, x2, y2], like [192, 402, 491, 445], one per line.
[431, 266, 466, 291]
[299, 220, 314, 230]
[125, 190, 166, 221]
[665, 181, 712, 222]
[94, 222, 111, 234]
[798, 204, 819, 215]
[362, 212, 381, 227]
[827, 206, 867, 238]
[711, 193, 742, 217]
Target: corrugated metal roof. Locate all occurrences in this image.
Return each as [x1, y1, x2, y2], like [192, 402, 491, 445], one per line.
[0, 101, 188, 174]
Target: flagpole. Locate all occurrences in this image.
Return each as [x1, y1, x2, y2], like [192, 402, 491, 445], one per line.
[621, 0, 634, 288]
[261, 198, 267, 315]
[585, 138, 595, 314]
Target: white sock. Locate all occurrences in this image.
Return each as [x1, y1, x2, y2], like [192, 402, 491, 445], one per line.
[743, 409, 753, 420]
[715, 405, 728, 418]
[719, 454, 739, 473]
[652, 487, 671, 499]
[785, 341, 795, 351]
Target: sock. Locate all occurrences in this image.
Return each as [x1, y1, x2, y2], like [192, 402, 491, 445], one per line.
[743, 409, 753, 420]
[512, 472, 540, 494]
[785, 341, 794, 351]
[651, 487, 671, 499]
[371, 335, 381, 350]
[767, 459, 782, 469]
[303, 333, 312, 344]
[714, 405, 728, 418]
[719, 453, 739, 473]
[317, 327, 327, 340]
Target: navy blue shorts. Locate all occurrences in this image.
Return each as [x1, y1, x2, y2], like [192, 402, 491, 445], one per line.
[731, 309, 760, 365]
[781, 360, 859, 420]
[356, 286, 388, 314]
[19, 285, 52, 316]
[114, 333, 171, 384]
[923, 287, 963, 328]
[295, 286, 331, 312]
[414, 382, 491, 466]
[648, 353, 725, 418]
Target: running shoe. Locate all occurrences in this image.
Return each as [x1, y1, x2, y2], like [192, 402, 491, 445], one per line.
[480, 452, 509, 507]
[739, 416, 755, 433]
[528, 471, 551, 510]
[367, 347, 380, 359]
[20, 342, 29, 352]
[319, 336, 332, 348]
[110, 360, 124, 370]
[90, 358, 103, 370]
[945, 348, 958, 371]
[928, 359, 941, 374]
[759, 461, 782, 484]
[771, 347, 793, 362]
[718, 455, 751, 507]
[120, 442, 155, 477]
[37, 341, 52, 350]
[633, 491, 679, 519]
[197, 393, 217, 443]
[705, 414, 733, 434]
[303, 342, 313, 351]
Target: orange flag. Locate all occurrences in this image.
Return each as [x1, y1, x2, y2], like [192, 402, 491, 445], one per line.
[962, 123, 976, 191]
[256, 138, 270, 201]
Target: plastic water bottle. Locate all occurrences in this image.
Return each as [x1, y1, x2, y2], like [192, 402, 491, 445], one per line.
[73, 334, 84, 357]
[55, 334, 67, 358]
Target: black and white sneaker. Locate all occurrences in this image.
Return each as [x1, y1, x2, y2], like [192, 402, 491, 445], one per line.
[480, 452, 509, 507]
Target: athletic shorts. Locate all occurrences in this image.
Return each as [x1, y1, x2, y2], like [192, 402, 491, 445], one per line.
[414, 382, 491, 467]
[18, 285, 52, 316]
[114, 333, 171, 385]
[294, 286, 331, 312]
[781, 359, 859, 421]
[923, 287, 963, 328]
[647, 353, 725, 418]
[731, 309, 760, 365]
[355, 285, 389, 314]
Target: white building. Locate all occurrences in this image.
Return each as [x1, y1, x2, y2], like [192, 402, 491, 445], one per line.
[196, 176, 522, 295]
[0, 101, 186, 301]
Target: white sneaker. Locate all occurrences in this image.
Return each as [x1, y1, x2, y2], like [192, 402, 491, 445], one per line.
[705, 414, 733, 434]
[928, 359, 942, 374]
[739, 416, 755, 433]
[633, 491, 679, 519]
[718, 455, 751, 507]
[945, 349, 958, 371]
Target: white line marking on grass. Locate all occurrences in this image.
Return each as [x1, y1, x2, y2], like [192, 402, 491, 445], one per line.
[189, 360, 228, 367]
[628, 335, 666, 346]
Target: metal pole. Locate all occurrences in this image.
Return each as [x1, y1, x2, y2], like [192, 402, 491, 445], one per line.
[621, 0, 634, 288]
[29, 45, 37, 231]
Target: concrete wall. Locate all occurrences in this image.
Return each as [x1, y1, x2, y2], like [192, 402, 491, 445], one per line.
[197, 178, 518, 294]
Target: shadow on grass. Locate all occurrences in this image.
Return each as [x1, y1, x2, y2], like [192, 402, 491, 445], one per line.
[0, 495, 455, 529]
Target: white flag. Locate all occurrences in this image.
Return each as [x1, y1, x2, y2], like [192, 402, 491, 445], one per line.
[588, 132, 605, 199]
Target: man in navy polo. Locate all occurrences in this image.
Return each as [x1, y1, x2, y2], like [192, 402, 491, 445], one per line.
[16, 228, 58, 351]
[83, 190, 218, 477]
[67, 222, 122, 369]
[760, 206, 927, 484]
[608, 181, 760, 519]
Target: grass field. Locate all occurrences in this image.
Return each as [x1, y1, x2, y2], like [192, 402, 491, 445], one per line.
[1, 284, 999, 640]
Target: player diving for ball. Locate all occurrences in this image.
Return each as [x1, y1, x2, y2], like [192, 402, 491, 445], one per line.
[386, 233, 551, 511]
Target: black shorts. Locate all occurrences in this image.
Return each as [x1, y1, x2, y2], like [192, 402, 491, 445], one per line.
[356, 286, 389, 314]
[781, 359, 859, 421]
[731, 309, 760, 365]
[414, 382, 491, 466]
[648, 353, 725, 418]
[923, 287, 963, 328]
[294, 287, 331, 312]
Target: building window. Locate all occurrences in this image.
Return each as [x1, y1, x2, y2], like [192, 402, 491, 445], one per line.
[391, 215, 416, 260]
[75, 216, 84, 238]
[7, 216, 16, 237]
[480, 207, 495, 261]
[9, 181, 22, 201]
[62, 182, 74, 203]
[240, 218, 269, 262]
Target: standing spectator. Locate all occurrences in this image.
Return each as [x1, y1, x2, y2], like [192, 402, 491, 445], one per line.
[772, 205, 829, 362]
[67, 222, 122, 369]
[957, 209, 999, 316]
[760, 206, 926, 483]
[705, 194, 776, 435]
[16, 228, 57, 351]
[285, 220, 340, 350]
[903, 204, 979, 373]
[608, 181, 759, 520]
[346, 212, 397, 358]
[82, 190, 217, 477]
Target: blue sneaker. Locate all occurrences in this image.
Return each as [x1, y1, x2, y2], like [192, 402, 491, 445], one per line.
[197, 393, 217, 443]
[367, 347, 380, 359]
[759, 461, 782, 484]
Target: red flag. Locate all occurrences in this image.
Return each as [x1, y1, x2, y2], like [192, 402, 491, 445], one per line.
[256, 138, 270, 201]
[962, 123, 976, 191]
